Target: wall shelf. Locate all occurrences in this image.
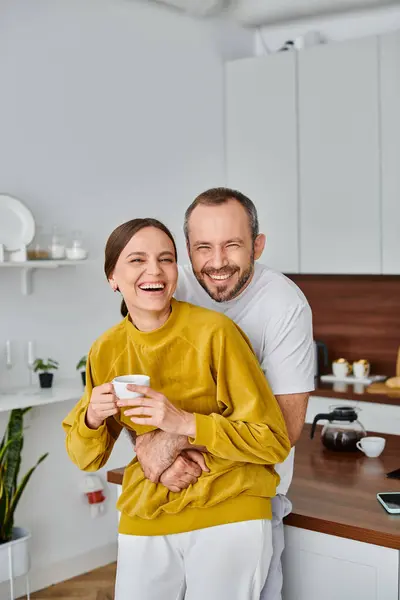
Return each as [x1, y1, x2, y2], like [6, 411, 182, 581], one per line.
[0, 379, 83, 412]
[0, 260, 90, 295]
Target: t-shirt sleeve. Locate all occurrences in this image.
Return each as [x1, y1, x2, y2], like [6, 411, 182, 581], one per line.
[261, 301, 315, 395]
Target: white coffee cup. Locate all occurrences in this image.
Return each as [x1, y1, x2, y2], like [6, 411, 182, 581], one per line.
[356, 436, 386, 458]
[353, 360, 370, 379]
[112, 374, 150, 399]
[332, 359, 350, 379]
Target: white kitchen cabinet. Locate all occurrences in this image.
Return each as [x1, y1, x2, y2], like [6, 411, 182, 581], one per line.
[298, 37, 381, 274]
[380, 32, 400, 274]
[225, 54, 299, 273]
[283, 527, 399, 600]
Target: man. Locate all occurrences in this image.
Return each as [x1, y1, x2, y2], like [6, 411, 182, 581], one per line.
[134, 187, 314, 599]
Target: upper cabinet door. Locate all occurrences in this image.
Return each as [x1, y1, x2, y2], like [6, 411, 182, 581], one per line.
[225, 54, 299, 273]
[380, 32, 400, 275]
[298, 37, 381, 274]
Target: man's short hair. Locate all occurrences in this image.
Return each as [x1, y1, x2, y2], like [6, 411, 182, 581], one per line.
[184, 187, 259, 242]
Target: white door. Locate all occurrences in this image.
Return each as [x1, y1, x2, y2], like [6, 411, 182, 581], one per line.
[298, 37, 381, 274]
[225, 54, 299, 273]
[380, 32, 400, 274]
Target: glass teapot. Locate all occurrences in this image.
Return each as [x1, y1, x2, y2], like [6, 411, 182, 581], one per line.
[310, 405, 367, 451]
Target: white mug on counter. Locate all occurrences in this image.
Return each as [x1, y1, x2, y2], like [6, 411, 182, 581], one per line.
[332, 358, 351, 379]
[353, 359, 370, 379]
[112, 374, 150, 399]
[356, 436, 386, 458]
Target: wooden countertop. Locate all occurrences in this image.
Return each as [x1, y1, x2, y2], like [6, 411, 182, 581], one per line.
[312, 379, 400, 406]
[284, 425, 400, 549]
[107, 425, 400, 550]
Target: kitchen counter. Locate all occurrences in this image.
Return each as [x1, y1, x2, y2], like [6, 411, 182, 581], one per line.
[107, 424, 400, 549]
[0, 379, 82, 412]
[284, 424, 399, 549]
[312, 379, 400, 406]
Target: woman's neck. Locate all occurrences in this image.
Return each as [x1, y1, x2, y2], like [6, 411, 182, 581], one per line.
[128, 304, 172, 332]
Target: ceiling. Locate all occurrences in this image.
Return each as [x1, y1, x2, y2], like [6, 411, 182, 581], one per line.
[152, 0, 400, 25]
[230, 0, 399, 26]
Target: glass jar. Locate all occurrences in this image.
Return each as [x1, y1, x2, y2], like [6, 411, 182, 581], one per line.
[66, 230, 87, 260]
[27, 226, 50, 260]
[49, 226, 66, 260]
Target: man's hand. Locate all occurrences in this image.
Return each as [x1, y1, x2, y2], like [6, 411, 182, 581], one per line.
[160, 450, 209, 492]
[135, 430, 188, 483]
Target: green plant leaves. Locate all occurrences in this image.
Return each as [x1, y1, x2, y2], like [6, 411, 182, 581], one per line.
[5, 410, 23, 500]
[0, 410, 48, 543]
[76, 355, 87, 371]
[33, 358, 59, 373]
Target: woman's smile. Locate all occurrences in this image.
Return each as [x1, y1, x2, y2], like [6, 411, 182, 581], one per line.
[137, 280, 167, 296]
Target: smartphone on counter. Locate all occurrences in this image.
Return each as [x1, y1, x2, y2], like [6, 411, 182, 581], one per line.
[386, 467, 400, 480]
[377, 493, 400, 514]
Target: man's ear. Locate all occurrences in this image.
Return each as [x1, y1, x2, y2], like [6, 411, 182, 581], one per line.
[186, 240, 191, 258]
[254, 233, 266, 260]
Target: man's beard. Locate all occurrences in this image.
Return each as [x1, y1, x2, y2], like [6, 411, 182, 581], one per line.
[193, 258, 255, 303]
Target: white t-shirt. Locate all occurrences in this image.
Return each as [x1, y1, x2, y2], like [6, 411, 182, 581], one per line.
[175, 262, 315, 495]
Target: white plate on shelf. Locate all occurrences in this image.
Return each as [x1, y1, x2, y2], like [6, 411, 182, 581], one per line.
[320, 374, 387, 385]
[0, 194, 35, 251]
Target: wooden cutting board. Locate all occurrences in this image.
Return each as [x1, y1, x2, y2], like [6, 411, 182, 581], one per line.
[367, 346, 400, 396]
[397, 346, 400, 377]
[367, 382, 400, 397]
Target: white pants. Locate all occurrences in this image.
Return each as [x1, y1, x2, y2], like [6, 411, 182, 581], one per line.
[115, 519, 272, 600]
[260, 495, 292, 600]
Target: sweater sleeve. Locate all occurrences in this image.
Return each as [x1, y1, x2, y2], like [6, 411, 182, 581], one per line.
[62, 349, 122, 471]
[189, 320, 291, 465]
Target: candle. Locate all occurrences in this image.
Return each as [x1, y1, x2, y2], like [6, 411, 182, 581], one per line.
[6, 340, 12, 368]
[28, 341, 35, 366]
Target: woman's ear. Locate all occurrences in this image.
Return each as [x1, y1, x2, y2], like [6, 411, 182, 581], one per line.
[108, 278, 119, 293]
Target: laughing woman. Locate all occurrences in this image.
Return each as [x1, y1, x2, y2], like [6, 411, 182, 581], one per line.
[63, 218, 290, 600]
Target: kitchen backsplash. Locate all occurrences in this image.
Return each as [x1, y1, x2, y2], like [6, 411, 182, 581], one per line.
[289, 274, 400, 377]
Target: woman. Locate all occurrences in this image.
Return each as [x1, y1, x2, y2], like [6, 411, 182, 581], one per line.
[63, 218, 290, 600]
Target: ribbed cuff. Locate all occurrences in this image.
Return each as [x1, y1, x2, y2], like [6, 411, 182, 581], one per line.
[189, 413, 213, 448]
[78, 410, 107, 439]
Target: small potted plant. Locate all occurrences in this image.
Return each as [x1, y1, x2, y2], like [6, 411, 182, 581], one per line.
[76, 355, 87, 387]
[0, 409, 48, 585]
[33, 358, 59, 388]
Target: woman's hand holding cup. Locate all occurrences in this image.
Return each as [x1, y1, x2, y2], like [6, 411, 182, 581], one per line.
[86, 383, 119, 430]
[117, 384, 196, 437]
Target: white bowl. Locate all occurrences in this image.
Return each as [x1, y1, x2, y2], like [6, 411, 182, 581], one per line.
[65, 247, 88, 260]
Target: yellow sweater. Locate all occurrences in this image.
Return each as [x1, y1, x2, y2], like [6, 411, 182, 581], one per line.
[63, 299, 290, 536]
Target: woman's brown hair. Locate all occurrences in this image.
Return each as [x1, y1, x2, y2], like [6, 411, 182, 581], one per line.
[104, 218, 178, 317]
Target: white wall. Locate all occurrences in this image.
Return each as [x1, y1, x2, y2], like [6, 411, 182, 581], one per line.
[0, 0, 252, 593]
